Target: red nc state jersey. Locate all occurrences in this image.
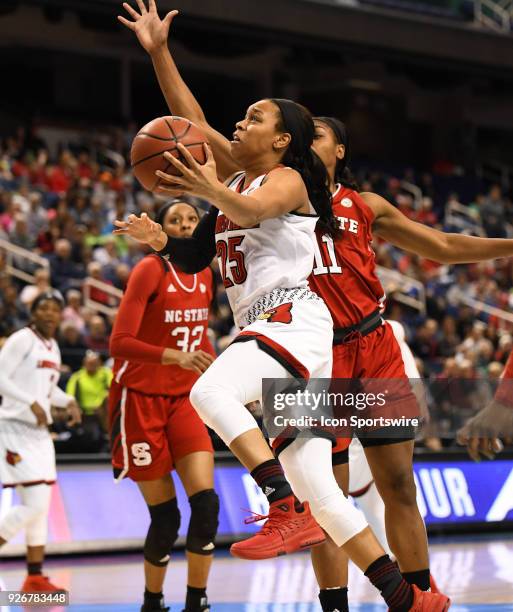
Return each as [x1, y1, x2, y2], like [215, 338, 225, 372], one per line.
[111, 255, 215, 396]
[308, 185, 385, 329]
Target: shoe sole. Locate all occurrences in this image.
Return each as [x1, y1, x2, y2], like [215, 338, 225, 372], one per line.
[230, 532, 326, 560]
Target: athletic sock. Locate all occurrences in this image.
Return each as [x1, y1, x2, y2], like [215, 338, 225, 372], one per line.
[365, 555, 414, 612]
[402, 569, 431, 591]
[250, 459, 293, 504]
[319, 586, 349, 612]
[185, 585, 208, 610]
[143, 589, 165, 611]
[27, 562, 43, 576]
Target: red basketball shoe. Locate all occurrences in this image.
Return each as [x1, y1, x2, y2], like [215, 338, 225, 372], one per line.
[409, 584, 451, 611]
[230, 495, 326, 560]
[21, 574, 66, 593]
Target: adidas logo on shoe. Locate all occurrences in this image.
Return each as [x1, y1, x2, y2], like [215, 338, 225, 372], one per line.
[264, 486, 275, 497]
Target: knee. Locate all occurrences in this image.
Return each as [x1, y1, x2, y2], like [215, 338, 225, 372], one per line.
[379, 470, 417, 507]
[186, 489, 219, 555]
[310, 490, 368, 547]
[144, 498, 181, 567]
[22, 485, 52, 518]
[190, 377, 226, 415]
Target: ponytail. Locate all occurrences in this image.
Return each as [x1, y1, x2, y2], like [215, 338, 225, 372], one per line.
[314, 116, 359, 191]
[271, 99, 340, 237]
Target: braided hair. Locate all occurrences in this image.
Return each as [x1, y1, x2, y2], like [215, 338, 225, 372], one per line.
[314, 116, 359, 191]
[270, 99, 340, 237]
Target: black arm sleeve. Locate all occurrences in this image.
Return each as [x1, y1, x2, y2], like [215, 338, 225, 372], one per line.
[157, 206, 219, 273]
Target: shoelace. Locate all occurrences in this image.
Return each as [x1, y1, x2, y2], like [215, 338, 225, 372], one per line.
[241, 507, 300, 535]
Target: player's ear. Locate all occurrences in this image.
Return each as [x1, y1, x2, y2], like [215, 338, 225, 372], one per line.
[336, 144, 346, 161]
[273, 131, 291, 153]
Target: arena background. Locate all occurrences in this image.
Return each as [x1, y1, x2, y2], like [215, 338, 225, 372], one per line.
[1, 0, 513, 608]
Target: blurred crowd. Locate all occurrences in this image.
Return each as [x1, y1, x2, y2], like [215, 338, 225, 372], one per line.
[1, 124, 513, 453]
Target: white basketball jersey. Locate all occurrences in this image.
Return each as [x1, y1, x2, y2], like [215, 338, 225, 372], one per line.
[0, 327, 65, 425]
[216, 171, 318, 328]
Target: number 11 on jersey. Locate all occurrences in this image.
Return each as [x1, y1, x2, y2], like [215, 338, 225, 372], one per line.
[312, 234, 342, 275]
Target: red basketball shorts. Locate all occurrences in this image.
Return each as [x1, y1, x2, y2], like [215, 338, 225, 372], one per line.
[109, 380, 213, 482]
[331, 322, 415, 456]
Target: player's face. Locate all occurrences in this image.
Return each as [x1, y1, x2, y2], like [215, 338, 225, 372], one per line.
[231, 100, 288, 164]
[32, 299, 62, 338]
[163, 203, 200, 238]
[312, 120, 344, 182]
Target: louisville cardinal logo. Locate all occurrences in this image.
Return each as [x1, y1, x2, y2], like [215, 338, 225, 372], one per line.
[6, 449, 22, 466]
[257, 302, 293, 324]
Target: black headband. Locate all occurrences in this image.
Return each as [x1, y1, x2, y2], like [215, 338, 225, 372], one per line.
[156, 199, 200, 227]
[315, 116, 347, 148]
[31, 289, 64, 313]
[271, 98, 313, 161]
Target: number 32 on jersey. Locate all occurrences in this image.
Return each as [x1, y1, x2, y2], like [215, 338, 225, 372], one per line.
[312, 234, 342, 276]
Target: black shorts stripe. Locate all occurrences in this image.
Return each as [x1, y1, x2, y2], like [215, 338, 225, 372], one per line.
[231, 336, 306, 384]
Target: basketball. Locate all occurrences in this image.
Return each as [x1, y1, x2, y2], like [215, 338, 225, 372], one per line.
[130, 116, 209, 192]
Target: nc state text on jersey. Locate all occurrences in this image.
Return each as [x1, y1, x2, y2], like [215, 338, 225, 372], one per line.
[164, 308, 209, 323]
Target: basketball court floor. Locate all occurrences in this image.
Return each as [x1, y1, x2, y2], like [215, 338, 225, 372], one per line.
[2, 535, 513, 611]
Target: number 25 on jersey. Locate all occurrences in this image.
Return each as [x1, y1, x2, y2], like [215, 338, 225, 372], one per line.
[216, 236, 248, 288]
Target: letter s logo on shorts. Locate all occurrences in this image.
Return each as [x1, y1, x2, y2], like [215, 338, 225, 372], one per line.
[131, 442, 152, 467]
[257, 302, 293, 324]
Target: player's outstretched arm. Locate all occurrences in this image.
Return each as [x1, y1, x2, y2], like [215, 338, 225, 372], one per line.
[118, 0, 240, 181]
[362, 191, 513, 263]
[113, 207, 217, 273]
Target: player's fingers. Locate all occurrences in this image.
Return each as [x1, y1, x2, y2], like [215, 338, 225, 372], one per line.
[156, 186, 185, 197]
[198, 351, 215, 365]
[196, 355, 213, 370]
[118, 15, 136, 29]
[163, 9, 178, 28]
[467, 437, 481, 462]
[135, 0, 148, 14]
[148, 0, 157, 12]
[456, 427, 469, 446]
[113, 219, 129, 228]
[162, 150, 191, 175]
[175, 143, 199, 170]
[122, 3, 140, 19]
[112, 229, 129, 235]
[204, 143, 215, 164]
[156, 168, 186, 184]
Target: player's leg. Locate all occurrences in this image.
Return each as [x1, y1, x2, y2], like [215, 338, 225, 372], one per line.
[279, 436, 425, 611]
[190, 339, 325, 559]
[349, 438, 390, 555]
[109, 385, 177, 612]
[137, 475, 179, 612]
[362, 439, 429, 584]
[310, 445, 350, 612]
[20, 484, 66, 593]
[357, 324, 431, 591]
[0, 422, 63, 592]
[168, 397, 217, 612]
[175, 452, 216, 612]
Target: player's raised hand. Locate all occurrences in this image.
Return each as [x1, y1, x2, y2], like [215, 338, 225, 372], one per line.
[30, 401, 48, 427]
[118, 1, 178, 55]
[113, 213, 166, 250]
[457, 398, 513, 461]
